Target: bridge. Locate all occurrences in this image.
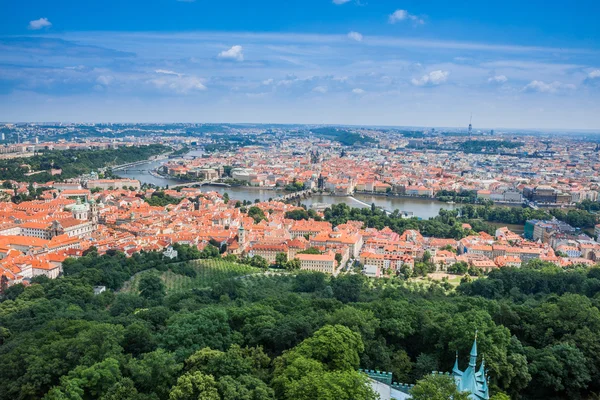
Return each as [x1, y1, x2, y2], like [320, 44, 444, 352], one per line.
[272, 189, 314, 202]
[111, 160, 155, 171]
[168, 180, 230, 189]
[115, 169, 149, 173]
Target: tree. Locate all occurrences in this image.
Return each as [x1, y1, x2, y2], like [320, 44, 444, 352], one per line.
[248, 206, 266, 223]
[283, 370, 378, 400]
[200, 244, 220, 259]
[275, 252, 288, 267]
[250, 255, 269, 270]
[217, 375, 274, 400]
[293, 325, 364, 371]
[222, 192, 229, 203]
[168, 372, 220, 400]
[335, 253, 343, 265]
[284, 258, 301, 271]
[410, 374, 471, 400]
[138, 273, 166, 300]
[331, 274, 364, 303]
[128, 349, 182, 399]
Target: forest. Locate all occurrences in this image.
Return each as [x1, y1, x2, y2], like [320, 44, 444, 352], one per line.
[2, 245, 600, 399]
[0, 144, 169, 183]
[309, 127, 378, 146]
[459, 140, 524, 154]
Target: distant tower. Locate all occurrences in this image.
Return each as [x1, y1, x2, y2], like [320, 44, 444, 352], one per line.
[88, 199, 99, 229]
[238, 222, 247, 249]
[468, 114, 473, 137]
[1, 133, 4, 141]
[35, 136, 39, 144]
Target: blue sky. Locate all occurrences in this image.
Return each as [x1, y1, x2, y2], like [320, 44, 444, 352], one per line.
[1, 0, 599, 129]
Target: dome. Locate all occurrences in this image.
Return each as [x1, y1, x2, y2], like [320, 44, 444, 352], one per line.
[71, 197, 88, 213]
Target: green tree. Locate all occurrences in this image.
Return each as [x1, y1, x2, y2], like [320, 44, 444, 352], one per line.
[138, 273, 166, 300]
[168, 372, 220, 400]
[248, 206, 266, 224]
[275, 252, 288, 267]
[128, 349, 182, 399]
[217, 375, 274, 400]
[284, 258, 301, 271]
[293, 324, 364, 371]
[410, 374, 471, 400]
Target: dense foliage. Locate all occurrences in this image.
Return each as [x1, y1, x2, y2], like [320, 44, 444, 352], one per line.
[461, 204, 598, 229]
[144, 191, 183, 207]
[436, 189, 480, 204]
[3, 247, 600, 398]
[0, 145, 169, 183]
[324, 203, 484, 239]
[309, 127, 378, 146]
[284, 208, 323, 221]
[459, 140, 524, 154]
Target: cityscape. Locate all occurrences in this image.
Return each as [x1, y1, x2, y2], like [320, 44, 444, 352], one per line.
[1, 1, 600, 400]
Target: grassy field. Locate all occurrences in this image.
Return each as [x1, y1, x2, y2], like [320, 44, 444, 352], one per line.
[124, 259, 261, 294]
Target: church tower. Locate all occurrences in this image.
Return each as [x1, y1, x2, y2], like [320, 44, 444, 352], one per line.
[88, 199, 99, 229]
[451, 332, 490, 400]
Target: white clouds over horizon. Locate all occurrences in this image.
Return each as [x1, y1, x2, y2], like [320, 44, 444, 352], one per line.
[28, 18, 52, 30]
[522, 80, 576, 93]
[1, 30, 599, 128]
[332, 0, 351, 4]
[488, 75, 508, 83]
[347, 31, 363, 42]
[218, 45, 244, 61]
[411, 70, 450, 86]
[389, 10, 424, 25]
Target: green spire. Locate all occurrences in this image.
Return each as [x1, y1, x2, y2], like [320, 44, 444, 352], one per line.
[453, 350, 461, 373]
[478, 354, 486, 375]
[469, 330, 478, 367]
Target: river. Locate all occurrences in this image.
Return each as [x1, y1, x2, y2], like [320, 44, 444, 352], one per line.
[116, 154, 458, 220]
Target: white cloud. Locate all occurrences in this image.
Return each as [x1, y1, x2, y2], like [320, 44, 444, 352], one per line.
[389, 9, 424, 25]
[347, 31, 363, 42]
[411, 70, 449, 86]
[352, 88, 365, 94]
[217, 45, 244, 61]
[488, 75, 508, 83]
[149, 70, 206, 93]
[28, 18, 52, 30]
[332, 0, 351, 4]
[155, 69, 180, 76]
[312, 86, 328, 93]
[96, 75, 113, 86]
[522, 80, 576, 93]
[589, 70, 600, 79]
[262, 78, 274, 85]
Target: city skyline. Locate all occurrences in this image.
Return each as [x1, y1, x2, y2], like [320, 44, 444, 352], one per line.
[1, 0, 599, 129]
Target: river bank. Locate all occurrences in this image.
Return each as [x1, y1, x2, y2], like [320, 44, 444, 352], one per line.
[115, 154, 459, 219]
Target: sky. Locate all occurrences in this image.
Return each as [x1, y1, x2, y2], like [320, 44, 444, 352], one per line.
[1, 0, 600, 129]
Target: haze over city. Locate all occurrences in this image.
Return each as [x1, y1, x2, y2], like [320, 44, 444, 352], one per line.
[2, 0, 600, 129]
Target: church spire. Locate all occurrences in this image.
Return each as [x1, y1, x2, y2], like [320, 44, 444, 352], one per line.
[469, 330, 478, 367]
[478, 354, 486, 375]
[453, 350, 461, 373]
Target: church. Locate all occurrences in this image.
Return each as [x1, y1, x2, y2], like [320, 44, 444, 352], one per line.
[363, 334, 490, 399]
[452, 333, 490, 400]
